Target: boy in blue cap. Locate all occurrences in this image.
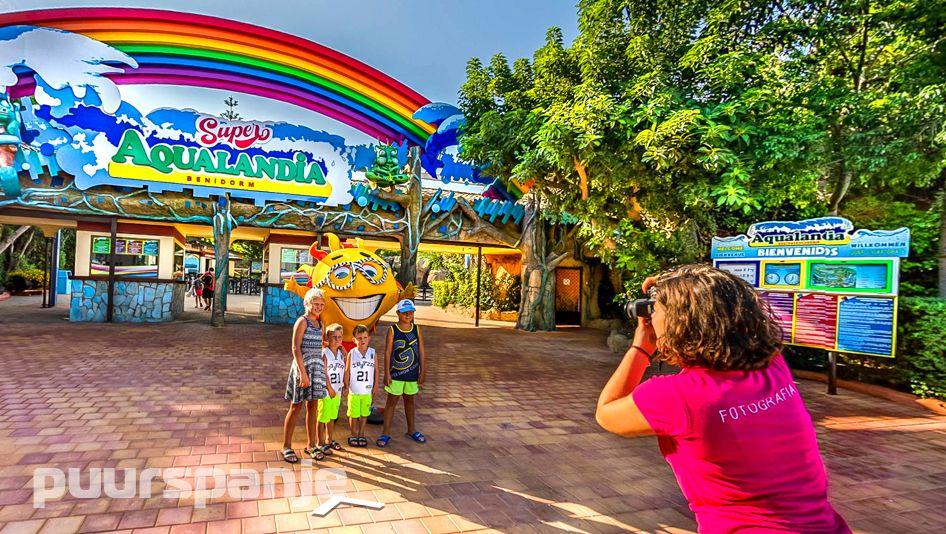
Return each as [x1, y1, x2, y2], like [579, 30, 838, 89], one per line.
[376, 299, 427, 447]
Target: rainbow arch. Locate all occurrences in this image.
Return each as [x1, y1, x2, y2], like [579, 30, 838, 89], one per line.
[1, 8, 435, 145]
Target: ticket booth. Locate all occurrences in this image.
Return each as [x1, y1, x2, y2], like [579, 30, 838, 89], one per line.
[70, 221, 186, 322]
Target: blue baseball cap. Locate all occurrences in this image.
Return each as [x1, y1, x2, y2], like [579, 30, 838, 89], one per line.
[396, 299, 416, 313]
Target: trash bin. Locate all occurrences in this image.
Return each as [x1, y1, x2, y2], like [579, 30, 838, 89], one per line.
[57, 270, 71, 295]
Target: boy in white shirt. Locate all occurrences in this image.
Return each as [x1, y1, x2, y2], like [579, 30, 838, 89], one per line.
[345, 324, 377, 447]
[318, 323, 347, 454]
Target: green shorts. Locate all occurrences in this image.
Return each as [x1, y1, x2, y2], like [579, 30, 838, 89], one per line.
[347, 393, 372, 418]
[384, 380, 419, 396]
[317, 395, 341, 423]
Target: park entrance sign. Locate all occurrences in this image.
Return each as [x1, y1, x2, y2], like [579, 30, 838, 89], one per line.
[712, 217, 910, 359]
[0, 8, 523, 325]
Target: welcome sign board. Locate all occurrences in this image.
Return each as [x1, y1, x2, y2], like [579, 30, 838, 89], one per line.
[712, 217, 909, 358]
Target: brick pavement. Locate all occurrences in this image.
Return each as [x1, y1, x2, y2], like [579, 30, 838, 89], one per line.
[1, 299, 945, 533]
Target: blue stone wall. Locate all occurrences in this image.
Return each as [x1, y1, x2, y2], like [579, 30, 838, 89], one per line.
[264, 286, 305, 324]
[70, 279, 185, 322]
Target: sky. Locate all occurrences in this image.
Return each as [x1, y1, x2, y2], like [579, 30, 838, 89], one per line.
[2, 0, 579, 142]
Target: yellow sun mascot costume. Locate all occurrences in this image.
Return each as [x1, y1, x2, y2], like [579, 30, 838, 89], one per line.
[284, 233, 413, 349]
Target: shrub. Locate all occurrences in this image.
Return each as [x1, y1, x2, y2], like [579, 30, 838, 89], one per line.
[898, 297, 946, 399]
[493, 272, 521, 311]
[431, 270, 520, 312]
[431, 281, 457, 308]
[3, 268, 46, 292]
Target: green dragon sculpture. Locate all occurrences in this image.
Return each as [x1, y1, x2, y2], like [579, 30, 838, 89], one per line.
[364, 143, 410, 188]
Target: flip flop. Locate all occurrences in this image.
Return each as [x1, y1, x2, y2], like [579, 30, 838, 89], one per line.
[358, 437, 369, 447]
[347, 436, 358, 447]
[320, 444, 333, 456]
[376, 434, 391, 448]
[282, 448, 299, 463]
[303, 446, 324, 461]
[330, 440, 343, 451]
[405, 431, 427, 443]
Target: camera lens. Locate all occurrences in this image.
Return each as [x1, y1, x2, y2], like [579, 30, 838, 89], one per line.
[623, 299, 655, 321]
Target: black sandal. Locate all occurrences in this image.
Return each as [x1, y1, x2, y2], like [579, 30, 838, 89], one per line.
[320, 444, 334, 456]
[357, 437, 369, 447]
[331, 439, 344, 451]
[282, 448, 299, 464]
[347, 436, 358, 447]
[304, 446, 325, 461]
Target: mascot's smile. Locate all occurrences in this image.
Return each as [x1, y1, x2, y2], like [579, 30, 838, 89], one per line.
[332, 294, 385, 321]
[283, 233, 414, 348]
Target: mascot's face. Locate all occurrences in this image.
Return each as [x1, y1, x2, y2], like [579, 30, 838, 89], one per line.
[376, 144, 398, 167]
[305, 235, 399, 338]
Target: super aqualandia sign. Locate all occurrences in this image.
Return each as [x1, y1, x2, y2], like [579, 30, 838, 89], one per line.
[109, 115, 332, 200]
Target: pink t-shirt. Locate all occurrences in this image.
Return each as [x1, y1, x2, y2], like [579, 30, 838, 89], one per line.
[632, 355, 850, 534]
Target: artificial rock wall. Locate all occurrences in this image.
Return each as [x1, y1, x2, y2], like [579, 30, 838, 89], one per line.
[263, 285, 305, 324]
[70, 279, 185, 322]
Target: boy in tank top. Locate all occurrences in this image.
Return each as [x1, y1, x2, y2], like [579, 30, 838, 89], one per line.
[376, 300, 427, 447]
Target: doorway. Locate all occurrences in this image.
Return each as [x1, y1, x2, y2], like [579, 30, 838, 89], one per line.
[554, 267, 581, 326]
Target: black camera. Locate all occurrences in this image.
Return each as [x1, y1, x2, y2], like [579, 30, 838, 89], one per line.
[623, 298, 655, 321]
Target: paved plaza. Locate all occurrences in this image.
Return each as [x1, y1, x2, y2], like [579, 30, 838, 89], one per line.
[0, 298, 945, 533]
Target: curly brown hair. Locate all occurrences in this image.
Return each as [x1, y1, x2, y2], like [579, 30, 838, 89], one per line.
[652, 264, 783, 371]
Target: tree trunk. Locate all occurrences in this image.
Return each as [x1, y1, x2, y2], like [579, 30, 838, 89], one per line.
[211, 195, 234, 327]
[7, 227, 33, 271]
[0, 225, 30, 255]
[397, 149, 422, 288]
[608, 267, 624, 296]
[573, 158, 589, 201]
[827, 123, 851, 215]
[582, 263, 602, 326]
[516, 191, 557, 331]
[939, 185, 946, 298]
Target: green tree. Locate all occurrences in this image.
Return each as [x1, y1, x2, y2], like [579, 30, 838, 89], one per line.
[458, 0, 946, 306]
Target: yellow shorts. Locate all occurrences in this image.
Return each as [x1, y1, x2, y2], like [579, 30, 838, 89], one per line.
[347, 393, 372, 418]
[317, 395, 341, 423]
[384, 380, 419, 396]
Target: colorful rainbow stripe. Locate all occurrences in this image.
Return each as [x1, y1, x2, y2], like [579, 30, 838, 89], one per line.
[1, 8, 434, 144]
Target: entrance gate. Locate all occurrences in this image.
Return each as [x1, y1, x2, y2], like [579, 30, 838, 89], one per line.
[0, 8, 524, 325]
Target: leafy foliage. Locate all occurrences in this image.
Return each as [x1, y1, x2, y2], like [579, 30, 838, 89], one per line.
[457, 0, 945, 295]
[843, 195, 941, 296]
[898, 297, 946, 399]
[424, 252, 520, 311]
[3, 268, 46, 292]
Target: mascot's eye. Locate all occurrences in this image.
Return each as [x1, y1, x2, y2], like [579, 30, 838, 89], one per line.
[331, 265, 352, 280]
[357, 261, 385, 283]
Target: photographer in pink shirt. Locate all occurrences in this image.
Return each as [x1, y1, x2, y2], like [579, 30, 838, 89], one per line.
[596, 265, 849, 533]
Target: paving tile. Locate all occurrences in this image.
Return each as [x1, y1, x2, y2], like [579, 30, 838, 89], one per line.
[390, 519, 428, 534]
[0, 520, 45, 534]
[274, 512, 309, 532]
[336, 506, 372, 526]
[2, 302, 946, 534]
[421, 515, 460, 534]
[118, 509, 159, 530]
[37, 516, 84, 534]
[155, 508, 192, 527]
[204, 519, 240, 534]
[79, 513, 122, 533]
